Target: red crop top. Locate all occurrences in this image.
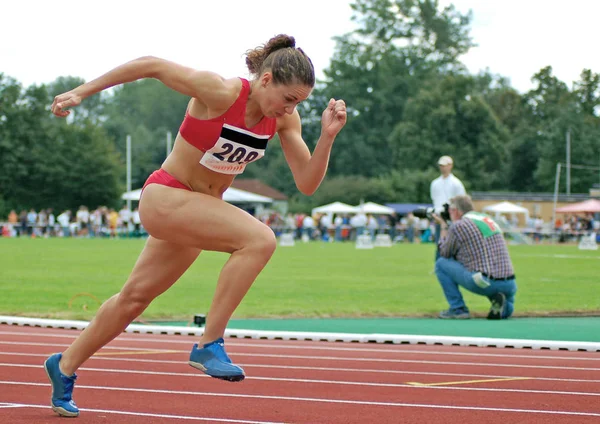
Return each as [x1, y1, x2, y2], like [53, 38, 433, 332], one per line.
[179, 78, 277, 175]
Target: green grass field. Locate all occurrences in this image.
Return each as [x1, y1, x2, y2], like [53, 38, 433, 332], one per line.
[1, 238, 598, 321]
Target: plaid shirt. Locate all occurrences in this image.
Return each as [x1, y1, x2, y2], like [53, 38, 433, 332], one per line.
[438, 216, 515, 278]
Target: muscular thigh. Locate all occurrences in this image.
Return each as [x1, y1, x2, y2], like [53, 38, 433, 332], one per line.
[120, 236, 201, 301]
[139, 184, 274, 252]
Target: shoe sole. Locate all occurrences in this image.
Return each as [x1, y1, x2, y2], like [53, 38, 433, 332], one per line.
[439, 316, 470, 319]
[487, 294, 506, 320]
[43, 359, 80, 418]
[188, 361, 245, 382]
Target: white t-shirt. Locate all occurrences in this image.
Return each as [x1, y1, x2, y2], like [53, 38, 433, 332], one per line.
[302, 216, 315, 229]
[76, 209, 89, 224]
[57, 213, 70, 227]
[430, 173, 466, 213]
[119, 208, 132, 224]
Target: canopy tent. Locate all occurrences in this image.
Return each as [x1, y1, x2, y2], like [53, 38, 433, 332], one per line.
[386, 203, 433, 215]
[556, 199, 600, 213]
[311, 201, 358, 216]
[483, 201, 530, 217]
[356, 201, 395, 215]
[121, 187, 273, 203]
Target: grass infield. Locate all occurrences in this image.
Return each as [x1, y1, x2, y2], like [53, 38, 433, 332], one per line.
[1, 238, 598, 320]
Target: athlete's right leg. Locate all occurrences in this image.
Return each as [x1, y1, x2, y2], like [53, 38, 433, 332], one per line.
[45, 236, 200, 416]
[44, 237, 200, 417]
[59, 236, 201, 375]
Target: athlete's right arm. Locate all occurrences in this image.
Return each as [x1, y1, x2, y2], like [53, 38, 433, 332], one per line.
[51, 56, 230, 117]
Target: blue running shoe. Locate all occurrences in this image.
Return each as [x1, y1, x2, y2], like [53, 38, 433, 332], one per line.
[189, 338, 245, 382]
[44, 353, 79, 417]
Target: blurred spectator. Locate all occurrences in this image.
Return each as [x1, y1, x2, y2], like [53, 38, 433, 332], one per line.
[132, 207, 142, 236]
[57, 210, 72, 237]
[119, 205, 132, 236]
[27, 209, 37, 236]
[430, 156, 466, 253]
[349, 212, 367, 240]
[76, 206, 90, 237]
[8, 210, 18, 226]
[302, 214, 315, 240]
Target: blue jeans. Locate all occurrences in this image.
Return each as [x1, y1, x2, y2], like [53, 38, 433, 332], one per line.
[435, 257, 517, 318]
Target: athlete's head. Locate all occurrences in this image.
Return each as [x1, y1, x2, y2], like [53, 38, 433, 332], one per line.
[245, 34, 315, 118]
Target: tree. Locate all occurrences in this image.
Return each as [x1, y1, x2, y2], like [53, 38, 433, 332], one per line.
[389, 73, 509, 190]
[0, 74, 123, 213]
[301, 0, 475, 179]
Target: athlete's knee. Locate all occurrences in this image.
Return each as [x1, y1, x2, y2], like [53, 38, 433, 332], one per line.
[115, 287, 153, 318]
[246, 224, 277, 257]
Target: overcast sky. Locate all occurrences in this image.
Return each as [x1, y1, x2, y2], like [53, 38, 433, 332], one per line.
[2, 0, 599, 94]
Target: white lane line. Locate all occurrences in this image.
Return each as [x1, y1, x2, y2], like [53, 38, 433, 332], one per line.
[0, 403, 26, 409]
[0, 340, 173, 352]
[1, 330, 599, 361]
[2, 364, 600, 398]
[3, 351, 600, 383]
[1, 342, 599, 371]
[1, 381, 599, 418]
[0, 402, 282, 423]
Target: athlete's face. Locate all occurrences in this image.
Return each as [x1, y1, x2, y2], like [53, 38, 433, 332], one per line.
[260, 73, 312, 118]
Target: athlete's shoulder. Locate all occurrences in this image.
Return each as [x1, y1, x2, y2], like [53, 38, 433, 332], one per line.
[193, 74, 242, 108]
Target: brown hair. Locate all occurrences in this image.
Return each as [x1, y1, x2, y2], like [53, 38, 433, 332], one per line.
[245, 34, 315, 87]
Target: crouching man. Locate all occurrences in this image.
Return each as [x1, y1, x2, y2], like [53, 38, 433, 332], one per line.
[433, 195, 517, 319]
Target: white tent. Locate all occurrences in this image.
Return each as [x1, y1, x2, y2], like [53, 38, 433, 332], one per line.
[483, 201, 530, 220]
[121, 187, 273, 204]
[356, 201, 395, 215]
[311, 201, 358, 216]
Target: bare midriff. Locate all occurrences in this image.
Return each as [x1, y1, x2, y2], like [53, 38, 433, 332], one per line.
[161, 134, 235, 199]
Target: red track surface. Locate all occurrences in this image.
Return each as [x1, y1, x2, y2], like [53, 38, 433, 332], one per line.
[0, 324, 598, 423]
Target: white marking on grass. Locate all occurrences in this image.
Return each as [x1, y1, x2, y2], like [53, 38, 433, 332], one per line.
[516, 253, 600, 260]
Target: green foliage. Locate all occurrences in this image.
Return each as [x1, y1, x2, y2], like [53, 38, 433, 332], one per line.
[389, 73, 510, 190]
[2, 0, 600, 212]
[0, 74, 123, 213]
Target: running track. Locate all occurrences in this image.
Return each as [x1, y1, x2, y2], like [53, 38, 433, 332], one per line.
[0, 324, 599, 423]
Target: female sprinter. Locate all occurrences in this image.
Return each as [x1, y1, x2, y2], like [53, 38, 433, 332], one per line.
[44, 34, 347, 417]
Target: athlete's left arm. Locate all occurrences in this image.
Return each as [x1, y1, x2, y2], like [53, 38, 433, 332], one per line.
[277, 99, 347, 195]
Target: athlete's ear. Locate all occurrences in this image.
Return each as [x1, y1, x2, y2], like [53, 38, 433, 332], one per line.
[260, 72, 272, 88]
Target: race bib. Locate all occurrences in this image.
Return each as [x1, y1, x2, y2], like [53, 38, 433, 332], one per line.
[200, 124, 269, 174]
[464, 212, 502, 238]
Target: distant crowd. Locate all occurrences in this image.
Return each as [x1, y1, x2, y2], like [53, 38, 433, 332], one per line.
[2, 206, 596, 244]
[552, 214, 599, 243]
[258, 211, 436, 243]
[0, 206, 439, 243]
[1, 206, 142, 238]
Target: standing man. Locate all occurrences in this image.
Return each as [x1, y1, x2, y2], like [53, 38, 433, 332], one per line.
[433, 195, 517, 320]
[430, 156, 466, 251]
